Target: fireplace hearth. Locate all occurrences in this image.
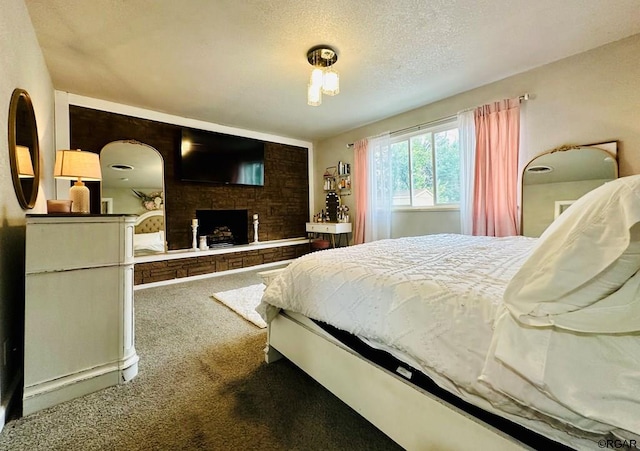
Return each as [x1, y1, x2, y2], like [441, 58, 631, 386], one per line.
[196, 209, 249, 246]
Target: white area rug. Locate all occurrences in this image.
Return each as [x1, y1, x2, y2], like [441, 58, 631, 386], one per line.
[212, 283, 267, 328]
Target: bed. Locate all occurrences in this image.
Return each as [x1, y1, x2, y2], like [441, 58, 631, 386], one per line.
[133, 210, 166, 254]
[258, 175, 640, 450]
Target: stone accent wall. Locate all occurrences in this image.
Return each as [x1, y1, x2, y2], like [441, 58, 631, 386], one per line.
[134, 243, 309, 285]
[69, 106, 309, 250]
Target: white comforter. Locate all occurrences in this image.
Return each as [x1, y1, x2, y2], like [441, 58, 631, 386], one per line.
[261, 234, 532, 394]
[258, 234, 621, 449]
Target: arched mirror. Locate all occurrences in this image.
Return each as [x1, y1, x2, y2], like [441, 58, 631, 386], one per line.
[8, 88, 40, 209]
[521, 143, 618, 237]
[325, 191, 340, 222]
[100, 140, 166, 254]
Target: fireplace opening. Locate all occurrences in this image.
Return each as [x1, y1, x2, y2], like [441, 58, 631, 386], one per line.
[196, 209, 249, 247]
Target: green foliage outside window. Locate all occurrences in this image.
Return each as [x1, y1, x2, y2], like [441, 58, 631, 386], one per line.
[434, 129, 460, 204]
[390, 124, 460, 207]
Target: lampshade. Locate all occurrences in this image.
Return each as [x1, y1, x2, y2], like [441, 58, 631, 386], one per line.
[54, 149, 102, 214]
[54, 149, 102, 181]
[310, 68, 324, 87]
[16, 145, 34, 178]
[307, 83, 322, 107]
[322, 67, 339, 96]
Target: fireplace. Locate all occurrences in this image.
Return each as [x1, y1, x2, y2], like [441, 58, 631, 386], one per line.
[196, 209, 249, 247]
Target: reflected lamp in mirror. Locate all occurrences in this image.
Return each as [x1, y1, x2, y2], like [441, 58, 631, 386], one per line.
[8, 88, 40, 209]
[54, 149, 102, 213]
[16, 145, 35, 178]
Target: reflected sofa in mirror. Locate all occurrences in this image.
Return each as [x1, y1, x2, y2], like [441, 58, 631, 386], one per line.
[8, 88, 40, 209]
[100, 140, 166, 254]
[521, 143, 618, 237]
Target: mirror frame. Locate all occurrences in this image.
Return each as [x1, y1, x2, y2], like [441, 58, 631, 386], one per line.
[8, 88, 40, 209]
[100, 139, 166, 253]
[325, 191, 340, 222]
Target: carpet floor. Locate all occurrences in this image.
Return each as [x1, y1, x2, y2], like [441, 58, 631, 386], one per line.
[0, 268, 401, 451]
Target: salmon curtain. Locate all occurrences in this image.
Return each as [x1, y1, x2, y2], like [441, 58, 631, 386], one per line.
[473, 98, 520, 236]
[353, 138, 368, 244]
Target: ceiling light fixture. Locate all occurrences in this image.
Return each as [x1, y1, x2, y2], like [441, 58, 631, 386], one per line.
[307, 45, 339, 106]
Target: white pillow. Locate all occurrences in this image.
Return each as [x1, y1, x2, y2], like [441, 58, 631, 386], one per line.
[504, 175, 640, 332]
[134, 231, 165, 252]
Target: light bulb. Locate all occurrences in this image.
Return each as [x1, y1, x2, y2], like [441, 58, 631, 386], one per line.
[310, 68, 324, 88]
[307, 83, 322, 106]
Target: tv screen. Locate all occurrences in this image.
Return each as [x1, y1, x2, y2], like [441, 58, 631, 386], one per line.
[180, 128, 265, 186]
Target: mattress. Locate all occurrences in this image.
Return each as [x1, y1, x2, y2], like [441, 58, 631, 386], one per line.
[258, 234, 612, 449]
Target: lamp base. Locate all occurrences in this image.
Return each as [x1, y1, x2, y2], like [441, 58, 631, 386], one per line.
[70, 181, 90, 213]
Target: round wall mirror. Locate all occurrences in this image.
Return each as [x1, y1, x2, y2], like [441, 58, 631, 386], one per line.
[8, 88, 40, 209]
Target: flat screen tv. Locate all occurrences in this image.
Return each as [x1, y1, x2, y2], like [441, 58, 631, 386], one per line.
[180, 128, 265, 186]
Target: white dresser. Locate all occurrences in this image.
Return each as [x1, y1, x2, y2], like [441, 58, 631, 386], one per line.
[24, 214, 138, 415]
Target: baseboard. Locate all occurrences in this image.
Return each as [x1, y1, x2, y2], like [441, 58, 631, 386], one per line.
[0, 396, 7, 434]
[22, 359, 133, 416]
[0, 373, 22, 432]
[24, 372, 117, 416]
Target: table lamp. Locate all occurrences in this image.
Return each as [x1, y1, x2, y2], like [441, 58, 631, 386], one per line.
[54, 149, 102, 213]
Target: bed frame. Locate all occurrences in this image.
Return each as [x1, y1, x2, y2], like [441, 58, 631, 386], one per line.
[265, 310, 529, 450]
[134, 210, 164, 234]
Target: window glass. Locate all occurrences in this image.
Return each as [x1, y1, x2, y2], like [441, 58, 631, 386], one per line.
[391, 141, 410, 206]
[410, 133, 434, 207]
[390, 122, 460, 208]
[434, 129, 460, 204]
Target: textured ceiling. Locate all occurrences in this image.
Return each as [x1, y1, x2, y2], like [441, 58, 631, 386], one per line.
[24, 0, 640, 141]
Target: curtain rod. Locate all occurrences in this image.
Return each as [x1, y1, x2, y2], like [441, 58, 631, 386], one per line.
[346, 93, 531, 148]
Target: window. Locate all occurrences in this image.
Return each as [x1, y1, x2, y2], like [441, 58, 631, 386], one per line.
[391, 122, 460, 208]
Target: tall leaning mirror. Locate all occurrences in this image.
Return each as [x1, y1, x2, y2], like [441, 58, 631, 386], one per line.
[8, 88, 40, 209]
[521, 143, 618, 237]
[100, 140, 166, 254]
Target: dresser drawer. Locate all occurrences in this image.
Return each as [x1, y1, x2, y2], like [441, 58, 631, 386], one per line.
[307, 223, 332, 233]
[25, 215, 136, 273]
[306, 222, 352, 234]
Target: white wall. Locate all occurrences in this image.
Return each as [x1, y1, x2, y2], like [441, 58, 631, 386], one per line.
[315, 33, 640, 238]
[102, 187, 163, 215]
[0, 0, 54, 427]
[522, 179, 609, 237]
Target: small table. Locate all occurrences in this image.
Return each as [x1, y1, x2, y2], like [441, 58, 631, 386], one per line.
[305, 222, 352, 248]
